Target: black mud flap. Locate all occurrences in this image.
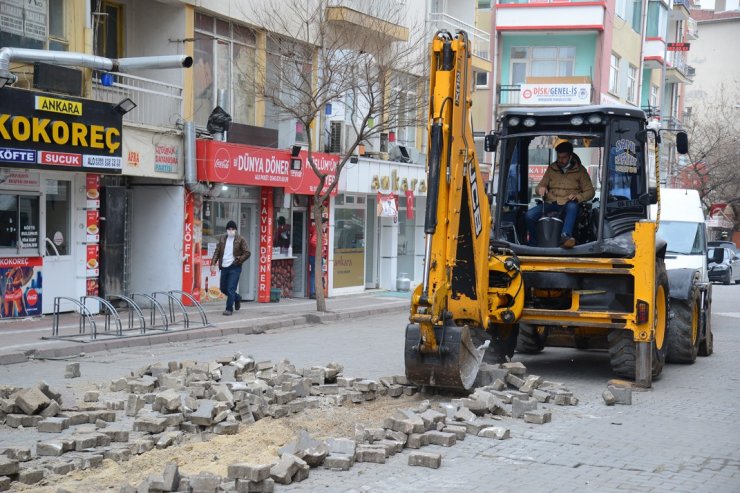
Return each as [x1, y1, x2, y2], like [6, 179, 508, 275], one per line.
[404, 323, 488, 391]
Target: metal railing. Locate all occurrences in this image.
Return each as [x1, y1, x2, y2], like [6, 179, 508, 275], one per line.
[667, 50, 690, 76]
[92, 71, 183, 128]
[497, 0, 598, 4]
[429, 12, 490, 61]
[498, 84, 521, 105]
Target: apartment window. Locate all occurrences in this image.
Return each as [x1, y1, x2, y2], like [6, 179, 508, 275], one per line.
[477, 0, 492, 8]
[475, 71, 489, 89]
[391, 72, 419, 149]
[195, 13, 257, 128]
[647, 1, 667, 37]
[264, 36, 313, 147]
[510, 46, 576, 81]
[616, 0, 643, 33]
[650, 84, 659, 107]
[95, 1, 123, 58]
[609, 53, 620, 95]
[627, 64, 637, 103]
[0, 0, 68, 51]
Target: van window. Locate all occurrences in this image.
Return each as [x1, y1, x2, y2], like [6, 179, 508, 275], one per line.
[707, 248, 724, 263]
[658, 221, 705, 255]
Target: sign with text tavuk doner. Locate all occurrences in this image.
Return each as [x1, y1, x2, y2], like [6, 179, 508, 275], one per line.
[0, 86, 123, 174]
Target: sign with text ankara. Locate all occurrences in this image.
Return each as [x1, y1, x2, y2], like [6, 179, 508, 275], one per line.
[0, 87, 123, 173]
[520, 84, 591, 106]
[196, 139, 339, 195]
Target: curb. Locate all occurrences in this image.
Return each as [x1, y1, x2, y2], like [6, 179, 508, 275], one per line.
[0, 301, 408, 366]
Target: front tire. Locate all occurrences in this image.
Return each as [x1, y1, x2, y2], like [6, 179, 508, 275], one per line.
[723, 270, 731, 285]
[608, 259, 669, 380]
[666, 283, 700, 364]
[515, 324, 545, 354]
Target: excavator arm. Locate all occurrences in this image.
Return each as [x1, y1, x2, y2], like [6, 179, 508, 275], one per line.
[405, 31, 524, 390]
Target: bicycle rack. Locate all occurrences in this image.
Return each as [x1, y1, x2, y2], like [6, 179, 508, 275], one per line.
[50, 297, 97, 339]
[169, 290, 209, 328]
[106, 295, 147, 334]
[130, 293, 169, 331]
[43, 290, 210, 343]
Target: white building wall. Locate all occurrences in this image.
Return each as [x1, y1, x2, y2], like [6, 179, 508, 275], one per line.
[685, 18, 740, 104]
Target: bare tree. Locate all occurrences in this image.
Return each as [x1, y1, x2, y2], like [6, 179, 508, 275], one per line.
[681, 84, 740, 230]
[246, 0, 428, 311]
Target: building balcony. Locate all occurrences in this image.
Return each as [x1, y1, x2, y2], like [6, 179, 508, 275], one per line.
[495, 0, 606, 32]
[685, 17, 699, 39]
[644, 37, 666, 68]
[670, 0, 691, 20]
[429, 11, 491, 70]
[326, 1, 409, 43]
[92, 71, 183, 129]
[666, 50, 693, 84]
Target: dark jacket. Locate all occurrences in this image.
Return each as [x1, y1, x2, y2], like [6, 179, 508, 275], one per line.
[537, 154, 595, 205]
[211, 234, 250, 269]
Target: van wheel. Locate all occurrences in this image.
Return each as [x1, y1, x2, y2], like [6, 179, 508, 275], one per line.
[516, 324, 545, 354]
[666, 284, 700, 364]
[608, 259, 669, 379]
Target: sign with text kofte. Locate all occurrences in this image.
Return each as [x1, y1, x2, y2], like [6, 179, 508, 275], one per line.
[0, 86, 123, 173]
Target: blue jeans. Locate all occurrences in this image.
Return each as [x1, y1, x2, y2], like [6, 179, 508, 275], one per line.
[525, 201, 579, 245]
[219, 264, 242, 311]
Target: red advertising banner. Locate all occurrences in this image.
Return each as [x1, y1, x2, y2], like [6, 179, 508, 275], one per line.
[182, 192, 196, 305]
[196, 140, 339, 196]
[258, 187, 274, 303]
[667, 42, 690, 52]
[86, 210, 99, 242]
[0, 257, 42, 318]
[85, 174, 101, 208]
[405, 190, 415, 220]
[86, 244, 99, 278]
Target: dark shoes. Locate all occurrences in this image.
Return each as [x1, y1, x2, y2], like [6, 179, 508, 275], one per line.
[222, 310, 233, 316]
[559, 234, 575, 249]
[309, 294, 316, 299]
[234, 298, 241, 311]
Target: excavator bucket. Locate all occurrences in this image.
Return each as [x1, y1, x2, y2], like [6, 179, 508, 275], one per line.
[404, 322, 487, 391]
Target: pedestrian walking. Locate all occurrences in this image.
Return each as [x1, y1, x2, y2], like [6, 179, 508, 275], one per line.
[210, 220, 250, 315]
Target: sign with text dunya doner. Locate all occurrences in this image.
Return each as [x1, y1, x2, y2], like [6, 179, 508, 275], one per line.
[0, 87, 123, 173]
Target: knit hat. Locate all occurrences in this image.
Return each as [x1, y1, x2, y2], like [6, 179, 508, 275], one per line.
[226, 220, 237, 230]
[555, 141, 574, 154]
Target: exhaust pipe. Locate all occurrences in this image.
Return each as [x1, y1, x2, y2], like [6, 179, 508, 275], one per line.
[0, 47, 192, 85]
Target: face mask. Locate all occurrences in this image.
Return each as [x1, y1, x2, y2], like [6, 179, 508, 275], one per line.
[227, 230, 236, 237]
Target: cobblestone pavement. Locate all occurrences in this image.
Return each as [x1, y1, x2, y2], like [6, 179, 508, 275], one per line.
[1, 286, 738, 492]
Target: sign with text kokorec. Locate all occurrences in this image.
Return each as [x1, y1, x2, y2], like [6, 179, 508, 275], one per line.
[0, 86, 123, 173]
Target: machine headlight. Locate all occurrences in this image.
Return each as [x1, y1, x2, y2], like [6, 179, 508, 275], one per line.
[570, 116, 584, 125]
[713, 264, 728, 270]
[508, 116, 521, 126]
[523, 117, 536, 127]
[587, 114, 603, 124]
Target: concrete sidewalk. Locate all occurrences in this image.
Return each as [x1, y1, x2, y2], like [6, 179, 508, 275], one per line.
[0, 290, 411, 365]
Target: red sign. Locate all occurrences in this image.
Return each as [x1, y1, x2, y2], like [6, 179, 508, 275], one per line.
[528, 165, 549, 183]
[405, 190, 415, 220]
[667, 42, 690, 52]
[258, 188, 274, 303]
[196, 140, 339, 196]
[38, 151, 82, 167]
[181, 192, 197, 304]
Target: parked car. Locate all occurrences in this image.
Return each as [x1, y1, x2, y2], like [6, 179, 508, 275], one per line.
[707, 247, 740, 285]
[708, 240, 738, 255]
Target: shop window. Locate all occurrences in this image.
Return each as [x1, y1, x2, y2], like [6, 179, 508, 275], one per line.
[194, 12, 257, 128]
[0, 0, 68, 51]
[397, 199, 416, 279]
[0, 194, 40, 254]
[333, 206, 365, 288]
[274, 206, 292, 253]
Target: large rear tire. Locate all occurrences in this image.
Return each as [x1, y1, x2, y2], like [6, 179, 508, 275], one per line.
[666, 285, 700, 364]
[515, 324, 545, 354]
[698, 294, 713, 357]
[608, 259, 669, 380]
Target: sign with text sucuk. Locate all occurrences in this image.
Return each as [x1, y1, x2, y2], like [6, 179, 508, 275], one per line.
[0, 87, 123, 173]
[258, 188, 274, 303]
[196, 139, 339, 195]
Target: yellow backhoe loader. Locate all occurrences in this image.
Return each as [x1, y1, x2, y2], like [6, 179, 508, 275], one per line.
[404, 31, 704, 392]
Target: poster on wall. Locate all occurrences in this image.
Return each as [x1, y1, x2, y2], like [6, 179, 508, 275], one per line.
[377, 193, 398, 222]
[258, 187, 274, 303]
[0, 257, 42, 318]
[85, 174, 100, 296]
[181, 192, 202, 305]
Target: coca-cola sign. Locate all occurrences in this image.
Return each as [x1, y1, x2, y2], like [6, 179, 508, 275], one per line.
[197, 140, 338, 195]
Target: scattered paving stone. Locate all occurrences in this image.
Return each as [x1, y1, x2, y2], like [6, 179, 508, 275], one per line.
[408, 451, 442, 469]
[511, 397, 538, 419]
[228, 463, 272, 482]
[523, 411, 552, 424]
[64, 363, 81, 379]
[478, 427, 511, 440]
[607, 385, 632, 405]
[602, 389, 617, 406]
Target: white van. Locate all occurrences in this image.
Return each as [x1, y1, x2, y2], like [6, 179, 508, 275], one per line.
[649, 188, 713, 363]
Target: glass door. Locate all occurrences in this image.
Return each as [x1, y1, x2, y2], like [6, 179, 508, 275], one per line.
[238, 202, 257, 301]
[42, 179, 74, 314]
[291, 209, 306, 298]
[365, 196, 378, 288]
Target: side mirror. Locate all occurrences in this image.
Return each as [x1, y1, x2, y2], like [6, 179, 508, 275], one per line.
[638, 187, 658, 206]
[676, 132, 689, 155]
[484, 133, 499, 152]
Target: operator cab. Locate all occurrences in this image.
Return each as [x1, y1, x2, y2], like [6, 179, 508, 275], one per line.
[487, 105, 665, 258]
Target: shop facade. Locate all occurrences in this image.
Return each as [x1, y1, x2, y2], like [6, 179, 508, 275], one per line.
[193, 139, 338, 304]
[0, 87, 124, 318]
[333, 158, 428, 294]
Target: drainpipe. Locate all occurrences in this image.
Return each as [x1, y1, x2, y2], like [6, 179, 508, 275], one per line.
[0, 47, 193, 86]
[184, 121, 209, 194]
